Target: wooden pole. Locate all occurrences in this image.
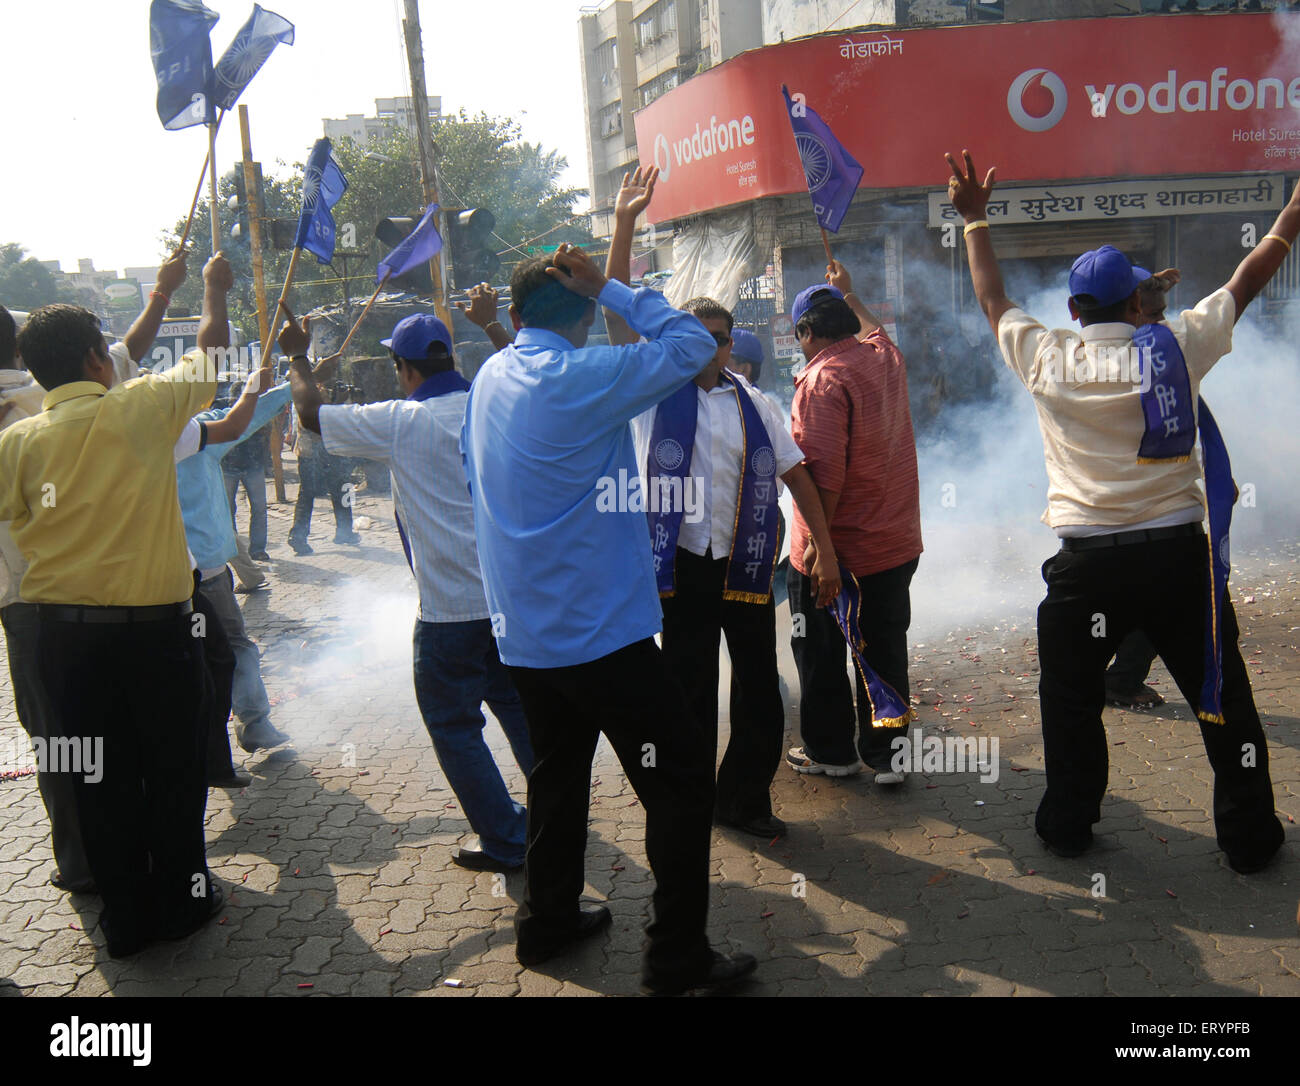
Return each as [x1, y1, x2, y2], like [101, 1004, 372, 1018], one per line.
[336, 274, 391, 358]
[401, 0, 452, 325]
[238, 105, 285, 502]
[179, 110, 227, 250]
[274, 246, 303, 328]
[820, 227, 834, 267]
[208, 122, 222, 257]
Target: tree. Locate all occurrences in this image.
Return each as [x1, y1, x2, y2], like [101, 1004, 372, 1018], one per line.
[158, 108, 591, 339]
[0, 244, 75, 311]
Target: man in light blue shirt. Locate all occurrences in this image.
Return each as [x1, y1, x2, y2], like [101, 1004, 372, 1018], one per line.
[461, 178, 759, 995]
[178, 374, 295, 760]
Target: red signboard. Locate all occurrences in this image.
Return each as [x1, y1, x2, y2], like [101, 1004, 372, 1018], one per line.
[633, 13, 1300, 223]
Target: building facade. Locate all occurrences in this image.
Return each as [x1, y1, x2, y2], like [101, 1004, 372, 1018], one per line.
[323, 96, 443, 146]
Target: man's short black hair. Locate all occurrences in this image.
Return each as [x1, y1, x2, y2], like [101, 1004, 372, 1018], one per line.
[16, 304, 105, 390]
[510, 256, 590, 330]
[681, 296, 734, 333]
[1072, 291, 1134, 325]
[795, 297, 861, 342]
[0, 305, 15, 368]
[393, 340, 456, 379]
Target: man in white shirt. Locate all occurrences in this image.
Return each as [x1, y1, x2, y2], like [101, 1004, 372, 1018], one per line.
[282, 310, 533, 873]
[946, 149, 1297, 873]
[630, 297, 840, 840]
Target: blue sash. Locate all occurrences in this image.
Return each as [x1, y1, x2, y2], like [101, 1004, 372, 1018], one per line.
[829, 566, 915, 728]
[1132, 323, 1232, 724]
[646, 374, 780, 603]
[392, 371, 471, 574]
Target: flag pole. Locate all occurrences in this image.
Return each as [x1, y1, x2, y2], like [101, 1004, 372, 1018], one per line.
[336, 273, 391, 358]
[207, 120, 223, 257]
[820, 228, 835, 266]
[179, 109, 226, 251]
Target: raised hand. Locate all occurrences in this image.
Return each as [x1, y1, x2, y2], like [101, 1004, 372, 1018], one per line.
[157, 250, 188, 297]
[456, 283, 500, 329]
[944, 149, 996, 221]
[614, 165, 659, 224]
[203, 252, 234, 295]
[276, 307, 312, 358]
[825, 258, 852, 295]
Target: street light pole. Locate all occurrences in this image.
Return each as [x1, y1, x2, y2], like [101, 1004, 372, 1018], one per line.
[401, 0, 452, 325]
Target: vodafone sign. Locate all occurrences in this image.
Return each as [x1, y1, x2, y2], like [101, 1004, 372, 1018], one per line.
[633, 12, 1300, 223]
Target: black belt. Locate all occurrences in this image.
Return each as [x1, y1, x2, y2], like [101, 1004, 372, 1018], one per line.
[1060, 522, 1203, 552]
[38, 600, 194, 624]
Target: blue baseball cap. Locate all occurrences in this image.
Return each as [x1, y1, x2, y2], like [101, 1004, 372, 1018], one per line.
[791, 284, 845, 327]
[381, 313, 452, 358]
[730, 328, 764, 366]
[1069, 246, 1152, 307]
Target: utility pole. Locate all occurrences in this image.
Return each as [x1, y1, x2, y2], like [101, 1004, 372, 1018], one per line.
[401, 0, 452, 325]
[239, 104, 286, 503]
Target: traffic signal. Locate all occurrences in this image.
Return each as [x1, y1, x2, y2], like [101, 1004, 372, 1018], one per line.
[375, 216, 434, 293]
[446, 208, 501, 289]
[228, 172, 250, 241]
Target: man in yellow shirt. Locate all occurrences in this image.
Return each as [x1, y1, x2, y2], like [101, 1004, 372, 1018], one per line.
[0, 255, 231, 956]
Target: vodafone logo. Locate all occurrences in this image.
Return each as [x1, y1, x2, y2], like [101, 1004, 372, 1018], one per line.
[1008, 68, 1068, 132]
[653, 132, 673, 182]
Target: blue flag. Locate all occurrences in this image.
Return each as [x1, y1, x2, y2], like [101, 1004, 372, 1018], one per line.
[212, 5, 295, 112]
[295, 139, 348, 263]
[781, 85, 864, 234]
[150, 0, 220, 130]
[377, 205, 443, 285]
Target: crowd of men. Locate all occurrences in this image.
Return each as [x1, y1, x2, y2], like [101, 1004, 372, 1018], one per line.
[1, 152, 1296, 993]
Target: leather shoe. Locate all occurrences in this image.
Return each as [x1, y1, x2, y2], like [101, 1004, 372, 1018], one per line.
[451, 848, 522, 874]
[208, 769, 253, 789]
[50, 870, 97, 894]
[642, 950, 758, 996]
[716, 814, 787, 839]
[516, 905, 612, 967]
[159, 885, 225, 943]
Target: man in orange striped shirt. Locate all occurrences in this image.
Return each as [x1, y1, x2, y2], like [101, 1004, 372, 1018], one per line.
[785, 260, 923, 783]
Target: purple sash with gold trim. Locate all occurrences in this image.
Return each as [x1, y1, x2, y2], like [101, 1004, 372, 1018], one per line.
[646, 374, 780, 603]
[829, 566, 915, 728]
[1133, 323, 1232, 723]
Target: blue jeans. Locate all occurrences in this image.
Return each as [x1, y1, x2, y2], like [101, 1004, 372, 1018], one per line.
[413, 619, 533, 865]
[198, 568, 274, 740]
[225, 465, 268, 555]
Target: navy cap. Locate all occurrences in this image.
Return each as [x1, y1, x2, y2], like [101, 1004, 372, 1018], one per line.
[381, 313, 452, 358]
[730, 328, 764, 365]
[1069, 246, 1150, 308]
[791, 283, 845, 326]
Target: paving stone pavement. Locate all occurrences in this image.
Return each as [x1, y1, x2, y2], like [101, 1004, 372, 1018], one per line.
[1, 472, 1297, 997]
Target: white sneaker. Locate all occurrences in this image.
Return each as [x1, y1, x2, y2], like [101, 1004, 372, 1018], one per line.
[873, 768, 906, 785]
[786, 747, 864, 777]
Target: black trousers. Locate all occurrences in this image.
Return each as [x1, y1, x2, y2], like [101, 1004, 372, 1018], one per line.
[1106, 629, 1159, 694]
[1036, 535, 1283, 864]
[507, 638, 715, 984]
[1, 602, 92, 886]
[660, 548, 783, 822]
[193, 580, 237, 779]
[36, 610, 214, 955]
[787, 558, 918, 769]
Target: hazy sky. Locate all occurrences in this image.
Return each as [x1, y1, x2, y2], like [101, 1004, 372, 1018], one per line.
[0, 0, 594, 273]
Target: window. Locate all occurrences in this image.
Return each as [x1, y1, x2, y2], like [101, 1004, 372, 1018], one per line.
[639, 68, 680, 107]
[600, 102, 623, 138]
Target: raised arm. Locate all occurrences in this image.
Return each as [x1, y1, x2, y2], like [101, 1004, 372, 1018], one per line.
[1222, 179, 1300, 323]
[456, 282, 512, 351]
[279, 310, 340, 435]
[123, 251, 187, 362]
[197, 253, 234, 352]
[604, 166, 658, 347]
[824, 260, 882, 337]
[945, 150, 1014, 335]
[204, 363, 274, 444]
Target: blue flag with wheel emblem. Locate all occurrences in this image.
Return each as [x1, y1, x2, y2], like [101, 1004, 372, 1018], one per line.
[149, 0, 220, 130]
[212, 5, 295, 112]
[294, 138, 348, 263]
[780, 85, 863, 234]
